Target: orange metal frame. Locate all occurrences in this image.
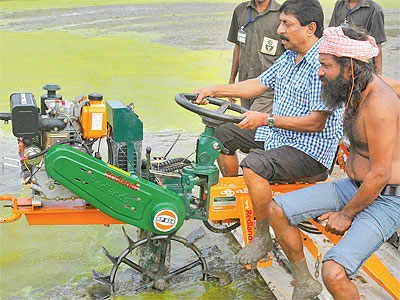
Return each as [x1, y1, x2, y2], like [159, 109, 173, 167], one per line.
[0, 196, 123, 225]
[208, 176, 400, 300]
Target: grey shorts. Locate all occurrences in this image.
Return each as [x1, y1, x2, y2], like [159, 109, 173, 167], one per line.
[273, 178, 400, 278]
[215, 123, 328, 183]
[215, 123, 263, 155]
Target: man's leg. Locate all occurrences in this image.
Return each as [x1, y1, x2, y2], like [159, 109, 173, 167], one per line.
[216, 154, 239, 176]
[268, 200, 322, 300]
[268, 180, 351, 300]
[214, 124, 262, 177]
[321, 190, 400, 300]
[322, 261, 359, 300]
[236, 167, 273, 264]
[236, 146, 328, 265]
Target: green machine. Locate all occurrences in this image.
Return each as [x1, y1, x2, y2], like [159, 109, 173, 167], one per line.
[0, 87, 246, 294]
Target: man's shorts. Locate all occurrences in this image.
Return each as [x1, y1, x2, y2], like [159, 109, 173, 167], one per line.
[273, 178, 400, 279]
[215, 123, 263, 155]
[215, 123, 328, 183]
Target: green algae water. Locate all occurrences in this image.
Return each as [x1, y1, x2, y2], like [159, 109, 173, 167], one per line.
[0, 3, 276, 299]
[0, 2, 399, 300]
[0, 30, 229, 132]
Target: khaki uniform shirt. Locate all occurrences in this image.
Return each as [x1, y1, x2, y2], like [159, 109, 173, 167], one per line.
[227, 0, 284, 112]
[329, 0, 386, 44]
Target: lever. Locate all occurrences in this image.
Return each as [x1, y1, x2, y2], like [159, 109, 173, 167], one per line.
[145, 146, 152, 180]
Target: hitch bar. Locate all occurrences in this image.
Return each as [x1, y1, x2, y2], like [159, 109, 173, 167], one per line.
[0, 195, 22, 223]
[0, 113, 11, 122]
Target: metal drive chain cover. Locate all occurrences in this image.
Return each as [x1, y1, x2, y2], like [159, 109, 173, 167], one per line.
[44, 144, 185, 234]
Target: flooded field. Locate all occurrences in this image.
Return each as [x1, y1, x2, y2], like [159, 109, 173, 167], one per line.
[0, 1, 399, 300]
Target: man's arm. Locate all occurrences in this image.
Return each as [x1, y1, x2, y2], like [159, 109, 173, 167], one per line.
[321, 87, 396, 235]
[343, 96, 395, 215]
[236, 110, 330, 132]
[369, 7, 386, 74]
[374, 44, 383, 74]
[228, 44, 240, 102]
[193, 78, 268, 104]
[229, 44, 240, 84]
[227, 5, 240, 88]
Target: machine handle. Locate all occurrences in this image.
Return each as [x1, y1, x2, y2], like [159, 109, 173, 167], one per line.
[0, 113, 11, 121]
[0, 195, 22, 223]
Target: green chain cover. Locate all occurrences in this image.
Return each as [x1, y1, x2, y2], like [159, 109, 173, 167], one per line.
[45, 144, 185, 234]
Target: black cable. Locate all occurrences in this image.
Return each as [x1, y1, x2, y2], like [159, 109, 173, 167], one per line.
[24, 140, 71, 160]
[297, 221, 322, 235]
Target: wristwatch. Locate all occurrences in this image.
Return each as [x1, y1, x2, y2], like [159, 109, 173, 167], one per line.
[267, 114, 275, 128]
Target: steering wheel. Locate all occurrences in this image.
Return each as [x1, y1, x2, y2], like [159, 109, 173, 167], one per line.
[175, 93, 248, 126]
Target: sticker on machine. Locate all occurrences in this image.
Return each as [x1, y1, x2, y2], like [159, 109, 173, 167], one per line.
[91, 113, 103, 130]
[153, 209, 178, 232]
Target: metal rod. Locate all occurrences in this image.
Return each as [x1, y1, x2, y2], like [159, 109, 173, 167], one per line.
[121, 257, 145, 274]
[165, 259, 202, 279]
[164, 133, 181, 159]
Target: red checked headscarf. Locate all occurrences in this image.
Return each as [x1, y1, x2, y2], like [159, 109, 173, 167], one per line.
[319, 26, 379, 63]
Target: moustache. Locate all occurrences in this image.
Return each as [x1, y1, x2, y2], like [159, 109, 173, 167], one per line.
[279, 35, 289, 42]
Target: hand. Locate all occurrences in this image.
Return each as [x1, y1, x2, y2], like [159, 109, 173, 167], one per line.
[318, 211, 353, 235]
[192, 87, 215, 105]
[237, 111, 268, 130]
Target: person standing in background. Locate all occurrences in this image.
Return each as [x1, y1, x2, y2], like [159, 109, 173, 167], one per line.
[329, 0, 386, 74]
[227, 0, 284, 113]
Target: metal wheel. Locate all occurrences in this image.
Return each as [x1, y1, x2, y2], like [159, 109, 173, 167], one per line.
[93, 227, 208, 294]
[203, 219, 240, 233]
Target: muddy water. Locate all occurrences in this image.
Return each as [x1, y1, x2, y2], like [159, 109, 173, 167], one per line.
[0, 130, 275, 300]
[0, 2, 399, 300]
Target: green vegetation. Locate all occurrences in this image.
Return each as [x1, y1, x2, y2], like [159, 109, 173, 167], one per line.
[0, 0, 398, 11]
[0, 31, 231, 132]
[0, 0, 398, 133]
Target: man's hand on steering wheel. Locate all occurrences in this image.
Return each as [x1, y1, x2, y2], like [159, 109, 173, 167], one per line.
[192, 87, 216, 105]
[237, 111, 269, 130]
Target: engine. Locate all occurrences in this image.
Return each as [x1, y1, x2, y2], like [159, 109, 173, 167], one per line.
[4, 83, 143, 204]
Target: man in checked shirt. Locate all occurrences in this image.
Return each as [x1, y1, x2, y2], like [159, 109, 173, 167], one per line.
[194, 0, 343, 297]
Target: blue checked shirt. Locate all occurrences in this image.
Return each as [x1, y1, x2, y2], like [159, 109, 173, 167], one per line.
[256, 39, 344, 169]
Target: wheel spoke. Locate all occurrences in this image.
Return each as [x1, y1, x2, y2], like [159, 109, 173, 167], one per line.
[165, 259, 203, 280]
[134, 280, 155, 293]
[120, 256, 145, 274]
[96, 233, 208, 294]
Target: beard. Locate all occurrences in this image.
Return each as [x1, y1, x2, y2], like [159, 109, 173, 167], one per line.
[320, 68, 352, 110]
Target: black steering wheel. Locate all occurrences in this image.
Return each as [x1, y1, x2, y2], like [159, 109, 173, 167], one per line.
[175, 93, 248, 126]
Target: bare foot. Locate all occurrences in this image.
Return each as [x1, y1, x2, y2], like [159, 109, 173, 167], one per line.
[237, 219, 272, 265]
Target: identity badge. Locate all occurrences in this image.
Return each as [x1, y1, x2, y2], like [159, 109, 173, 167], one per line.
[260, 36, 278, 55]
[238, 28, 246, 44]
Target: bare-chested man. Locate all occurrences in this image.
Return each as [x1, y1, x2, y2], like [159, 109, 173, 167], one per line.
[266, 26, 400, 300]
